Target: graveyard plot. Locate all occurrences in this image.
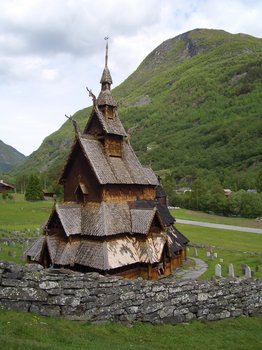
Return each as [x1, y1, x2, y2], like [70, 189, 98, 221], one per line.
[187, 246, 262, 280]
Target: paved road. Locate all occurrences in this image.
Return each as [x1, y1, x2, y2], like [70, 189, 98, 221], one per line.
[175, 219, 262, 234]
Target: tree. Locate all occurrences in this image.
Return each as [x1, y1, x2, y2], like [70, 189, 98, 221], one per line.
[25, 174, 44, 201]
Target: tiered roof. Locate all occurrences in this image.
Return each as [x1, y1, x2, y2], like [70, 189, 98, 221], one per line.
[26, 39, 189, 275]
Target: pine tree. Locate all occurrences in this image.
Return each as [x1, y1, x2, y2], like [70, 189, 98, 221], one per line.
[25, 174, 44, 201]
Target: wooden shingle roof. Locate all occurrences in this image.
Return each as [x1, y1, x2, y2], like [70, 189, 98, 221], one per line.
[84, 106, 126, 137]
[25, 236, 46, 261]
[54, 202, 163, 238]
[130, 208, 157, 234]
[80, 136, 158, 185]
[56, 204, 81, 236]
[97, 89, 117, 107]
[41, 235, 167, 271]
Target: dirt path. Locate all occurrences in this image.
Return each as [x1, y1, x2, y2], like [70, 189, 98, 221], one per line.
[169, 258, 208, 280]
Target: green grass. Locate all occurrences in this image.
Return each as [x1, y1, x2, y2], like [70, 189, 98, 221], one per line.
[0, 242, 27, 264]
[0, 193, 53, 233]
[172, 208, 262, 228]
[177, 224, 262, 253]
[0, 309, 261, 350]
[176, 223, 262, 279]
[188, 249, 262, 280]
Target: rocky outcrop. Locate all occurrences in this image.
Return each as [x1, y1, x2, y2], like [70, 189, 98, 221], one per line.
[0, 261, 261, 323]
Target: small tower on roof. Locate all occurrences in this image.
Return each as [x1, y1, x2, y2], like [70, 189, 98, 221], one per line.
[97, 37, 117, 110]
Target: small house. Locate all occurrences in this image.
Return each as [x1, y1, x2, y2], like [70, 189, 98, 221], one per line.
[0, 180, 15, 193]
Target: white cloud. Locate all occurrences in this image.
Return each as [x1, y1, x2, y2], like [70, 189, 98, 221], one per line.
[0, 0, 261, 156]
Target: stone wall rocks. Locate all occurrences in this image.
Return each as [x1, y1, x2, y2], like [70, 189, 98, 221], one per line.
[0, 261, 261, 323]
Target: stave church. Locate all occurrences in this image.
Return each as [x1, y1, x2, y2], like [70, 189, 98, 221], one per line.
[26, 41, 189, 280]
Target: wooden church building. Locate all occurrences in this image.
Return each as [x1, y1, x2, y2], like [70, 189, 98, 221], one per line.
[26, 42, 189, 280]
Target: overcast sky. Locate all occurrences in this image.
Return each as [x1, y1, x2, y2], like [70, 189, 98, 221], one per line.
[1, 0, 261, 156]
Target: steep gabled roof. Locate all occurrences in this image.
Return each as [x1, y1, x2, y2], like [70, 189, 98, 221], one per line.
[84, 106, 126, 136]
[25, 236, 46, 260]
[130, 207, 164, 234]
[56, 204, 81, 236]
[79, 136, 158, 185]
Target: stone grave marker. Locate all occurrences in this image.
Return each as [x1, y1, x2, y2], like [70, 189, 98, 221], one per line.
[193, 248, 198, 257]
[214, 252, 218, 258]
[215, 264, 222, 277]
[228, 263, 235, 278]
[219, 258, 224, 263]
[206, 251, 211, 257]
[245, 265, 252, 278]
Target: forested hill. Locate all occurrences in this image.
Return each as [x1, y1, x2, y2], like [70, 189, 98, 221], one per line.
[0, 140, 26, 172]
[13, 29, 262, 191]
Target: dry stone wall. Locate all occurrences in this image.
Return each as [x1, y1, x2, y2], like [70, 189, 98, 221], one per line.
[0, 261, 261, 324]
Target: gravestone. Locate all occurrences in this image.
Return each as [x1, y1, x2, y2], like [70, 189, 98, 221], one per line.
[214, 252, 218, 258]
[215, 264, 222, 278]
[245, 265, 252, 278]
[206, 252, 211, 257]
[220, 258, 224, 263]
[241, 264, 247, 274]
[193, 248, 198, 257]
[228, 263, 235, 278]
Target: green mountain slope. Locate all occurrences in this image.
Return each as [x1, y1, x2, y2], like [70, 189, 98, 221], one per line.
[14, 29, 262, 191]
[0, 140, 26, 172]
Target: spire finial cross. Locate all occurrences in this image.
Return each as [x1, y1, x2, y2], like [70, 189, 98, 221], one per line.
[104, 36, 109, 67]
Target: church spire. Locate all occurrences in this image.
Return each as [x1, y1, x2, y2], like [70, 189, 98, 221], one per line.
[99, 36, 113, 86]
[105, 36, 108, 67]
[97, 37, 117, 107]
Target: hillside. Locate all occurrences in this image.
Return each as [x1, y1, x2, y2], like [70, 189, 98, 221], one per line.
[13, 29, 262, 191]
[0, 140, 26, 172]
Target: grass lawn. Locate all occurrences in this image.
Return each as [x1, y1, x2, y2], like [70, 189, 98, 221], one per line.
[187, 248, 262, 280]
[171, 208, 262, 229]
[0, 309, 261, 350]
[0, 242, 27, 265]
[177, 224, 262, 253]
[176, 224, 262, 279]
[0, 193, 53, 233]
